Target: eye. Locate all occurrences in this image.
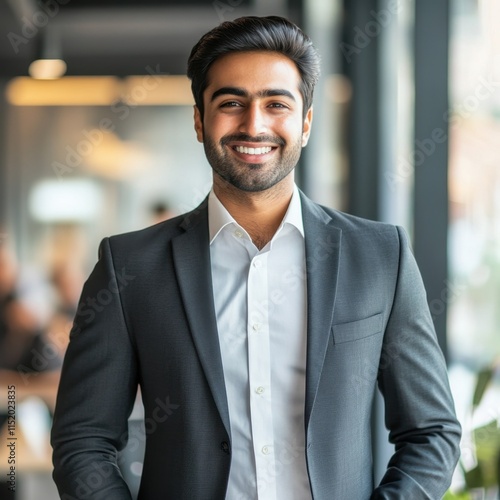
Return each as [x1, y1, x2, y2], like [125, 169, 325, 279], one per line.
[268, 102, 289, 110]
[220, 101, 243, 108]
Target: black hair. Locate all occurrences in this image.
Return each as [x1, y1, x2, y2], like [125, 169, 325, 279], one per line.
[187, 16, 320, 118]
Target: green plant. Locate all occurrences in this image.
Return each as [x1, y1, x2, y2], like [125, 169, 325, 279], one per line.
[446, 365, 500, 498]
[443, 490, 471, 500]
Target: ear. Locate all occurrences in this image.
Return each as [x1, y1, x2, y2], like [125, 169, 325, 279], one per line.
[193, 106, 204, 143]
[301, 107, 313, 147]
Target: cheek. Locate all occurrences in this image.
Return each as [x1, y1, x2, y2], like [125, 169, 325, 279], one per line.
[204, 115, 233, 139]
[279, 117, 305, 140]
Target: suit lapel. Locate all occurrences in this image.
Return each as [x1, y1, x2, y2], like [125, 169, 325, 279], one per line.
[171, 200, 231, 436]
[300, 193, 342, 429]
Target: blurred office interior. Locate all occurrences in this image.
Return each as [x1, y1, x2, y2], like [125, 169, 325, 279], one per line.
[0, 0, 499, 498]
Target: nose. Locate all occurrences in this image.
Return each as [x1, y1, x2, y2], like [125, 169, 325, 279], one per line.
[238, 102, 268, 137]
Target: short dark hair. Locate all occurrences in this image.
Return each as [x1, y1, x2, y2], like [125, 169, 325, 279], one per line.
[187, 16, 320, 118]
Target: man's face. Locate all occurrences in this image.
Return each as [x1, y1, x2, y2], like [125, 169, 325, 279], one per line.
[194, 51, 313, 193]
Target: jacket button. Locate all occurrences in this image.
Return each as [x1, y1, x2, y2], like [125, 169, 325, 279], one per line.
[221, 441, 230, 454]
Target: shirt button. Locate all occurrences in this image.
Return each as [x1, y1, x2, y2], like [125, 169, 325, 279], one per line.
[255, 386, 265, 394]
[252, 323, 261, 332]
[234, 230, 243, 238]
[262, 445, 271, 455]
[253, 259, 262, 268]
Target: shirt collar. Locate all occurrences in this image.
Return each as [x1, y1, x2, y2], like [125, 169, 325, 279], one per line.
[208, 184, 304, 244]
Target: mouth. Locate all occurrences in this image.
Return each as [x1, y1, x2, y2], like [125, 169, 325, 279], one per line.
[229, 143, 278, 163]
[233, 145, 273, 155]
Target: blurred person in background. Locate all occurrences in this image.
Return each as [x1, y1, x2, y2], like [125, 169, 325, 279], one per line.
[51, 16, 461, 500]
[0, 231, 62, 411]
[149, 201, 175, 225]
[46, 262, 84, 360]
[0, 230, 64, 497]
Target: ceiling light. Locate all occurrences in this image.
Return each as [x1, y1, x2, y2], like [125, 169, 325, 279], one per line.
[29, 58, 67, 80]
[29, 179, 103, 223]
[29, 27, 67, 80]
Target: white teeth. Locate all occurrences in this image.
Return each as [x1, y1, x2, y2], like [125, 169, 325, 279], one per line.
[234, 146, 272, 155]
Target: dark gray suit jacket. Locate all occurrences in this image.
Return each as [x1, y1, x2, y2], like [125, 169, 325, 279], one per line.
[51, 192, 461, 499]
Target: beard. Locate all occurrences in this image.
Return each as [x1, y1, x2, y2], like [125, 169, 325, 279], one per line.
[202, 131, 303, 193]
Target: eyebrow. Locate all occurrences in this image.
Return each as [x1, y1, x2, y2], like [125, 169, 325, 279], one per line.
[210, 86, 296, 102]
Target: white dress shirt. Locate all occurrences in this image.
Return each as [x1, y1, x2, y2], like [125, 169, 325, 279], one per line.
[209, 186, 312, 500]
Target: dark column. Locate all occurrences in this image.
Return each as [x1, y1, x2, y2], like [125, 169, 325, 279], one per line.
[414, 0, 450, 359]
[342, 0, 380, 220]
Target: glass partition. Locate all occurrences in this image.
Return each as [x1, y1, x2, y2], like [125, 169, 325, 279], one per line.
[447, 0, 500, 497]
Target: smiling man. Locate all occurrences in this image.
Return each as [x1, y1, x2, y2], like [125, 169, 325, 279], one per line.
[194, 49, 312, 249]
[51, 16, 461, 500]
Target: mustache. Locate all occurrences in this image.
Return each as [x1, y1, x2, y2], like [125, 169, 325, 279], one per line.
[220, 134, 286, 147]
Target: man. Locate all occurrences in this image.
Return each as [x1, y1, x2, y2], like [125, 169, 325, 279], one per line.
[51, 16, 461, 499]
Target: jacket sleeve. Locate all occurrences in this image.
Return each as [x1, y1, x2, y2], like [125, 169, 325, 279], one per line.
[51, 238, 137, 499]
[371, 226, 461, 499]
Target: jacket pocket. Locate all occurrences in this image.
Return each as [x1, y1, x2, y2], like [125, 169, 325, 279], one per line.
[332, 312, 384, 344]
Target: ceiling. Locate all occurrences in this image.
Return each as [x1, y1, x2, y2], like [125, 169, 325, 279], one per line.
[0, 0, 293, 78]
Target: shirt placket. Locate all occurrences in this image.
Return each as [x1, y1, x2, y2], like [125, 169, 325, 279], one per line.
[247, 251, 276, 499]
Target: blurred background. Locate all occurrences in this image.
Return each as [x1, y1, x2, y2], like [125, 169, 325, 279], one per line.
[0, 0, 498, 498]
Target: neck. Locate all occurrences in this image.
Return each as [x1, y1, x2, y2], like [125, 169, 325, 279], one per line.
[213, 174, 294, 250]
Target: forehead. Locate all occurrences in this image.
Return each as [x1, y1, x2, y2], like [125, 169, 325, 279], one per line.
[205, 51, 302, 97]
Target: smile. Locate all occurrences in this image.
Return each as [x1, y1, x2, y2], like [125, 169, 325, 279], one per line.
[233, 146, 273, 155]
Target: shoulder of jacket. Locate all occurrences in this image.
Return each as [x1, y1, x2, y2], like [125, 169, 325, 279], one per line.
[316, 203, 398, 237]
